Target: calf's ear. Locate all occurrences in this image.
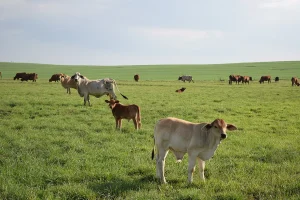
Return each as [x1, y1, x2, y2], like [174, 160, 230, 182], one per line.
[205, 124, 212, 129]
[227, 124, 237, 131]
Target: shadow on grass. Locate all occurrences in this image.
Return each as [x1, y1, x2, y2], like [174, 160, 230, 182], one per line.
[88, 174, 156, 199]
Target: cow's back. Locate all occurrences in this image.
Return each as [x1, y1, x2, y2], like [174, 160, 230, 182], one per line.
[154, 118, 198, 151]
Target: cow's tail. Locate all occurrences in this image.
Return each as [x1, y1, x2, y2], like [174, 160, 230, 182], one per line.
[113, 80, 128, 100]
[151, 137, 155, 160]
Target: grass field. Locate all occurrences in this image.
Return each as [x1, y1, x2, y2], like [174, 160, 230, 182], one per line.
[0, 61, 300, 199]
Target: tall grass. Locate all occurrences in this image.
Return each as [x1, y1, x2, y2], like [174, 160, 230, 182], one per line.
[0, 62, 299, 199]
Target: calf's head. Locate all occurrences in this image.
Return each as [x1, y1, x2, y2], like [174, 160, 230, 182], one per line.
[105, 99, 120, 109]
[205, 119, 237, 139]
[71, 72, 84, 82]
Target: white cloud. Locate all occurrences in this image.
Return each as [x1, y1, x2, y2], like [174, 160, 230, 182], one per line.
[258, 0, 300, 8]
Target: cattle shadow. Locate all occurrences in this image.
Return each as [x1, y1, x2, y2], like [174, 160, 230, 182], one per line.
[88, 171, 156, 198]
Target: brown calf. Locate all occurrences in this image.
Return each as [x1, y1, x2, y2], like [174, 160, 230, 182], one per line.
[105, 99, 141, 130]
[291, 77, 300, 86]
[134, 74, 140, 82]
[175, 87, 186, 93]
[49, 73, 63, 82]
[259, 76, 271, 84]
[241, 76, 250, 84]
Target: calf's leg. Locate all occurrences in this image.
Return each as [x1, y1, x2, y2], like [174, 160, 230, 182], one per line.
[157, 148, 168, 184]
[187, 154, 197, 183]
[197, 157, 205, 181]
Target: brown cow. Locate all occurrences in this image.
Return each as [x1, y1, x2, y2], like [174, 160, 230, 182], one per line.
[105, 99, 141, 130]
[259, 76, 271, 84]
[49, 73, 63, 82]
[21, 73, 38, 82]
[228, 75, 241, 85]
[14, 72, 26, 80]
[241, 76, 250, 84]
[0, 72, 2, 79]
[175, 87, 186, 93]
[134, 74, 140, 82]
[60, 74, 77, 94]
[291, 77, 300, 86]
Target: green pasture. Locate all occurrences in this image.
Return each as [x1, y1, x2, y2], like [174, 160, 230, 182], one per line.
[0, 61, 300, 199]
[0, 61, 300, 81]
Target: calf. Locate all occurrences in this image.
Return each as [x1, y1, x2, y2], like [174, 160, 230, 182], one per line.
[291, 77, 300, 86]
[60, 74, 77, 94]
[152, 117, 237, 184]
[134, 74, 140, 82]
[105, 99, 141, 130]
[259, 76, 271, 84]
[175, 87, 186, 93]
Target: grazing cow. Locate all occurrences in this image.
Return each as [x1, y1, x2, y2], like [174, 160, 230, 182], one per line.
[14, 72, 27, 80]
[259, 76, 271, 84]
[228, 75, 241, 85]
[275, 77, 279, 82]
[21, 73, 38, 82]
[71, 72, 128, 106]
[178, 75, 194, 83]
[105, 99, 141, 130]
[291, 77, 300, 86]
[175, 87, 186, 93]
[152, 117, 237, 184]
[49, 73, 63, 82]
[241, 76, 250, 84]
[60, 75, 78, 94]
[134, 74, 140, 82]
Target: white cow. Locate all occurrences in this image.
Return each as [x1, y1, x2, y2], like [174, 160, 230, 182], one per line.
[71, 72, 128, 106]
[178, 75, 194, 83]
[152, 117, 237, 184]
[60, 74, 77, 94]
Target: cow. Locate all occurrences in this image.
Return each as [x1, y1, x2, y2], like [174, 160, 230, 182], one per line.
[49, 73, 63, 82]
[249, 77, 253, 81]
[291, 77, 300, 86]
[134, 74, 140, 82]
[175, 87, 186, 93]
[71, 72, 128, 106]
[21, 73, 38, 82]
[105, 99, 141, 130]
[152, 117, 237, 184]
[178, 75, 194, 83]
[0, 72, 2, 79]
[228, 75, 241, 85]
[60, 75, 78, 94]
[275, 77, 279, 82]
[259, 76, 271, 84]
[241, 76, 250, 84]
[14, 72, 26, 80]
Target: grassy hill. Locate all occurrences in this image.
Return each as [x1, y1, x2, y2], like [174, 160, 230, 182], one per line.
[0, 61, 299, 199]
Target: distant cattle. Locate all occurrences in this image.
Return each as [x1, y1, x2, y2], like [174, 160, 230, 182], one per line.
[291, 77, 300, 86]
[105, 99, 141, 130]
[20, 73, 38, 82]
[14, 72, 27, 80]
[49, 73, 63, 82]
[134, 74, 139, 82]
[152, 117, 237, 183]
[228, 75, 241, 85]
[60, 75, 77, 94]
[259, 76, 271, 84]
[241, 76, 250, 84]
[71, 72, 128, 106]
[0, 72, 2, 79]
[175, 87, 186, 93]
[178, 75, 194, 83]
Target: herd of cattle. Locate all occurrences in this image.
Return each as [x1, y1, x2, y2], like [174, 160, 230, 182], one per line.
[3, 71, 300, 184]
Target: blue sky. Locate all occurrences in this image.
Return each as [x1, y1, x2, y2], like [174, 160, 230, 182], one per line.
[0, 0, 299, 65]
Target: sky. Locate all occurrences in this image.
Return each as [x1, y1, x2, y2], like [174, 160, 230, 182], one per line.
[0, 0, 299, 65]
